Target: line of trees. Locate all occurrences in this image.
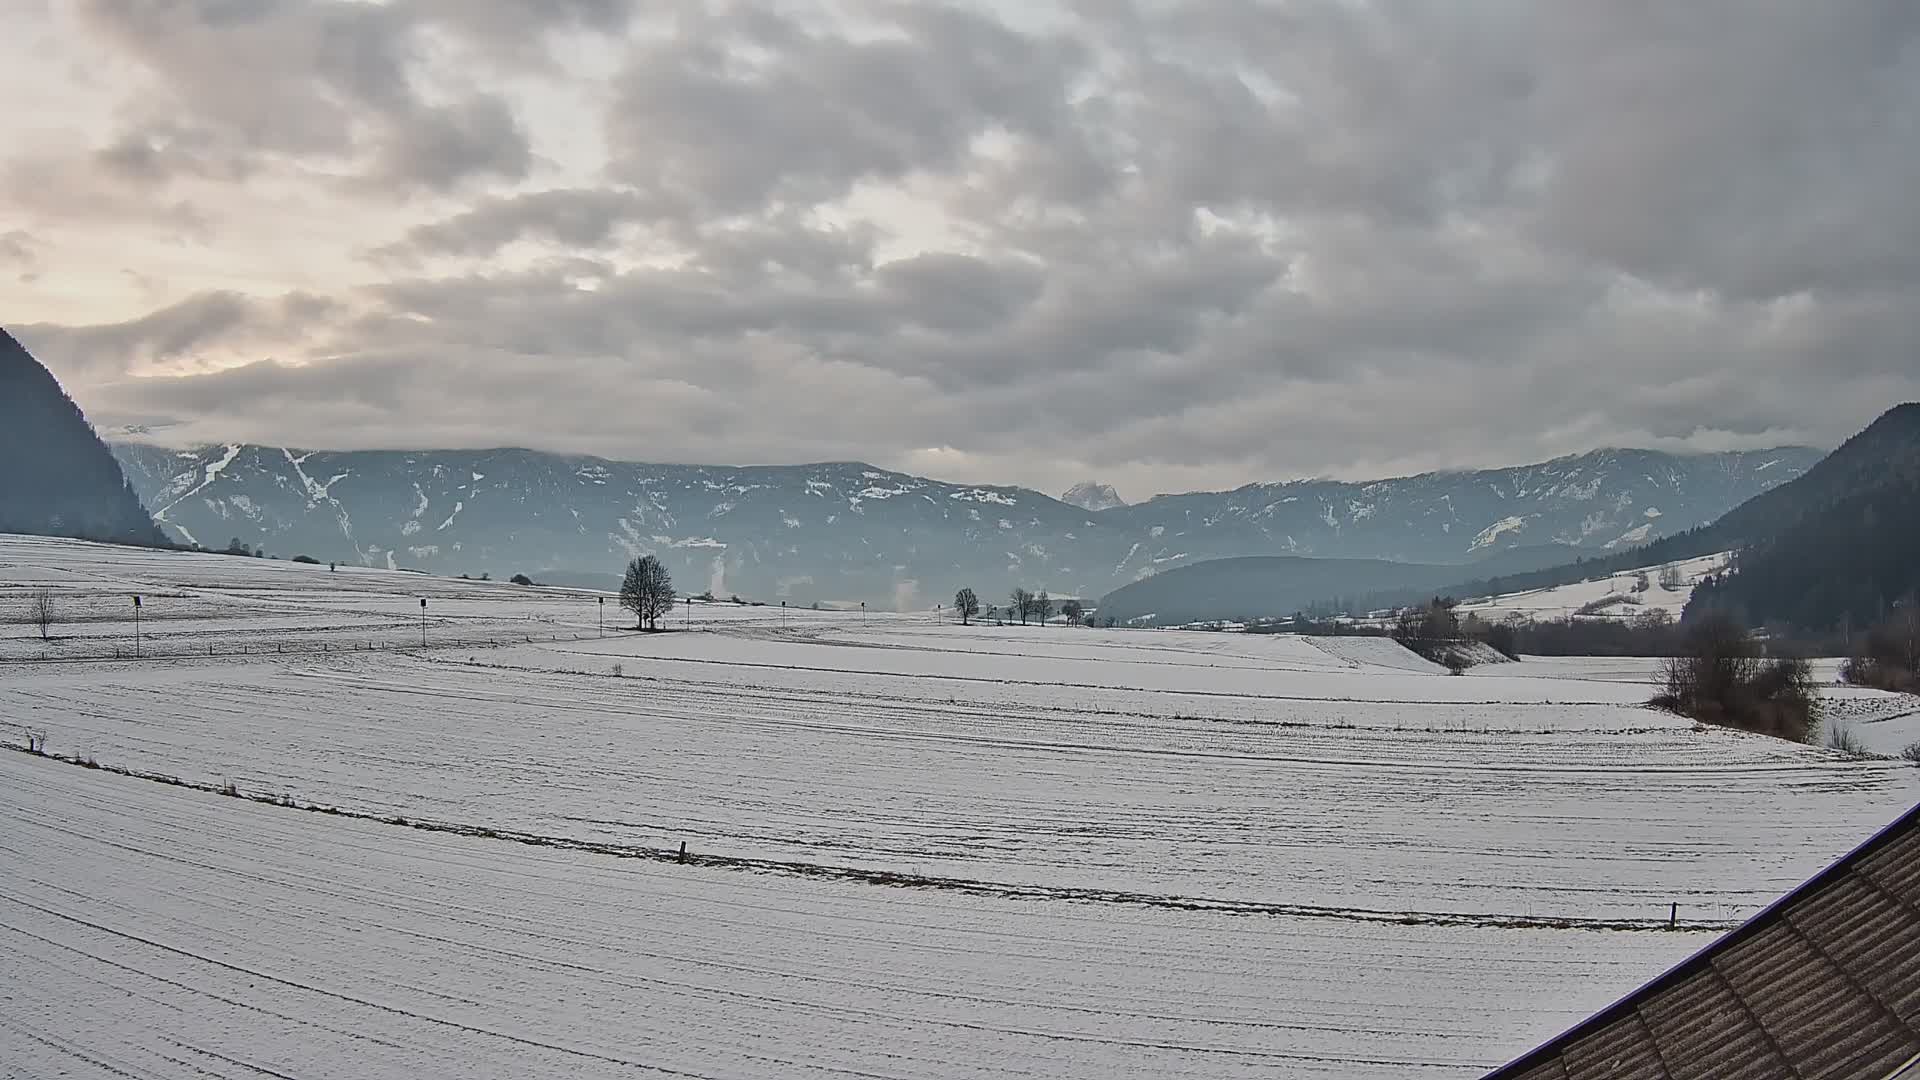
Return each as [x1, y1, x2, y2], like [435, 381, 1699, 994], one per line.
[1007, 588, 1047, 625]
[950, 586, 1092, 626]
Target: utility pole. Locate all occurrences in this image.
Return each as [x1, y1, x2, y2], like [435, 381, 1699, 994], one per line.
[419, 597, 427, 648]
[132, 594, 141, 658]
[781, 600, 787, 628]
[598, 596, 604, 638]
[685, 594, 691, 630]
[860, 601, 866, 623]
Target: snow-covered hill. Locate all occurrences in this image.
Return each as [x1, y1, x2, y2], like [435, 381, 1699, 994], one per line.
[111, 443, 1818, 606]
[1457, 552, 1731, 623]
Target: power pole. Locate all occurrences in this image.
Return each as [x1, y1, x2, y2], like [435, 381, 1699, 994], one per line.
[419, 597, 427, 648]
[132, 594, 142, 658]
[685, 594, 691, 630]
[598, 596, 605, 637]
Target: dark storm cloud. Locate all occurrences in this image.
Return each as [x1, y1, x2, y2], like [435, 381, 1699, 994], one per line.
[18, 0, 1920, 496]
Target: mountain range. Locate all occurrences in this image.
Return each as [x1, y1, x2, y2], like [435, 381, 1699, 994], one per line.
[108, 440, 1819, 607]
[1106, 402, 1920, 632]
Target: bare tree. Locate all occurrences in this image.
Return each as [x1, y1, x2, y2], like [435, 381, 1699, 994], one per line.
[1009, 587, 1033, 626]
[30, 589, 53, 641]
[1658, 565, 1684, 591]
[620, 556, 676, 630]
[1034, 590, 1053, 625]
[954, 588, 980, 626]
[1061, 598, 1085, 624]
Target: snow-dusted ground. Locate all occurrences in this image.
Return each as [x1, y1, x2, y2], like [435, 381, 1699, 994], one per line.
[0, 750, 1702, 1080]
[3, 534, 1918, 1078]
[1457, 552, 1729, 623]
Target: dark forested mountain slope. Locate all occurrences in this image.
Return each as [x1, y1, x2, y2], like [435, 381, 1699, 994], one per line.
[0, 329, 167, 547]
[1688, 403, 1920, 631]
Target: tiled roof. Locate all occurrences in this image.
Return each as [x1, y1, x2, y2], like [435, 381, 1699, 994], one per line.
[1486, 803, 1920, 1080]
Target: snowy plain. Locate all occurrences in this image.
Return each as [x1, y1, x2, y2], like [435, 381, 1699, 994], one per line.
[3, 534, 1918, 1078]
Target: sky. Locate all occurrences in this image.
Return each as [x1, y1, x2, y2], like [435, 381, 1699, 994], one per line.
[4, 1, 1918, 500]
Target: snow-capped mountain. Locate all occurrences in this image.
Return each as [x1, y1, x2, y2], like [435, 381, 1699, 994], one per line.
[1061, 482, 1127, 512]
[110, 443, 1820, 606]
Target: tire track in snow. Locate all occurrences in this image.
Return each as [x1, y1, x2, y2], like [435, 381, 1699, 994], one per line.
[1, 745, 1738, 934]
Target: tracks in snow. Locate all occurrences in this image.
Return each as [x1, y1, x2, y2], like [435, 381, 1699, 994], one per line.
[3, 743, 1738, 934]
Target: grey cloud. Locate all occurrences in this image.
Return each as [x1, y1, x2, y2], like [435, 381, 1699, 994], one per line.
[17, 290, 342, 380]
[94, 123, 257, 186]
[369, 95, 532, 193]
[76, 0, 415, 158]
[72, 0, 539, 193]
[19, 0, 1920, 496]
[603, 3, 1093, 214]
[0, 230, 37, 266]
[393, 189, 662, 257]
[876, 254, 1044, 333]
[406, 0, 636, 64]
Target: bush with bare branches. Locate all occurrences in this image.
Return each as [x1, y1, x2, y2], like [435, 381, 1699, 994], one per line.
[1652, 613, 1818, 743]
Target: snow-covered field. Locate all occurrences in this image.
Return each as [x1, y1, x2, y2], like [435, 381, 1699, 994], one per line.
[4, 534, 1918, 1078]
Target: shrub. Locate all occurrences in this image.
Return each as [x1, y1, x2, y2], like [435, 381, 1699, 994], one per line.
[1825, 723, 1869, 757]
[510, 573, 535, 586]
[1479, 619, 1522, 661]
[1654, 614, 1818, 743]
[291, 554, 321, 564]
[1902, 742, 1920, 765]
[1840, 606, 1920, 693]
[1575, 594, 1642, 616]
